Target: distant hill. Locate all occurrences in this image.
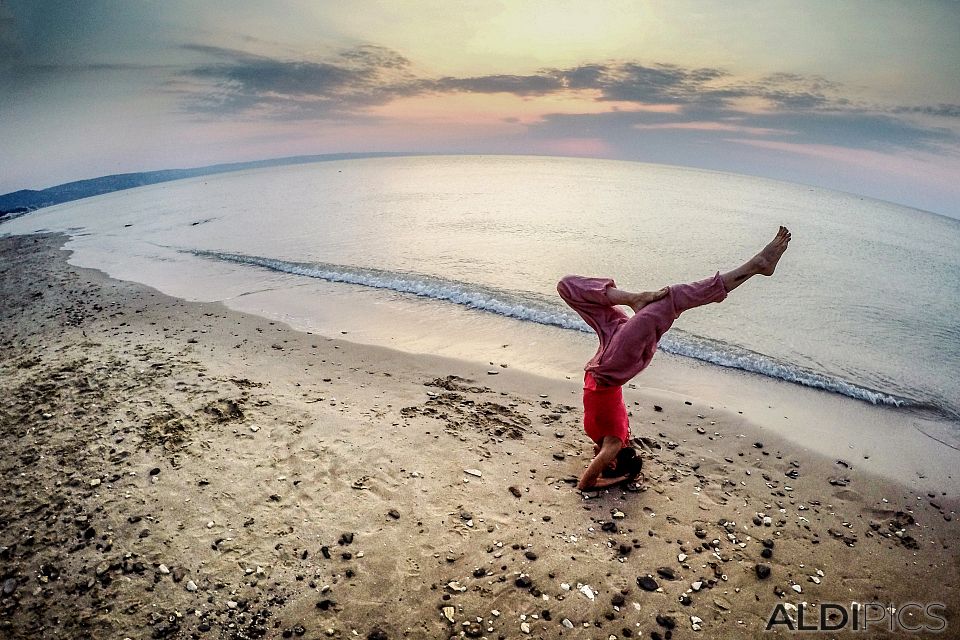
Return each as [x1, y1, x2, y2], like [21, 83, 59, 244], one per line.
[0, 152, 422, 221]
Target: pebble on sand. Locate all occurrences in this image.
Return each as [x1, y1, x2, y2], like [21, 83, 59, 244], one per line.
[637, 575, 659, 591]
[690, 615, 703, 631]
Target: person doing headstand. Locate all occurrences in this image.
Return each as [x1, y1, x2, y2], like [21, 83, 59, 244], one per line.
[558, 226, 792, 490]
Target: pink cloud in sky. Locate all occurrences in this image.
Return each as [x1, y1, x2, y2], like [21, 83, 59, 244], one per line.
[534, 137, 614, 157]
[633, 121, 794, 136]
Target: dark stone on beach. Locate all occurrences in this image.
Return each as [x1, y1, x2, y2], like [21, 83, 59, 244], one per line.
[761, 548, 773, 559]
[515, 575, 532, 588]
[651, 633, 663, 640]
[684, 401, 692, 405]
[679, 594, 692, 606]
[525, 550, 538, 561]
[473, 567, 486, 578]
[2, 578, 17, 595]
[612, 594, 625, 607]
[762, 538, 774, 548]
[320, 546, 331, 559]
[601, 521, 617, 533]
[292, 626, 306, 637]
[637, 575, 659, 591]
[656, 567, 676, 580]
[149, 467, 161, 476]
[552, 452, 565, 461]
[619, 544, 632, 556]
[315, 599, 335, 611]
[828, 476, 850, 487]
[387, 509, 400, 519]
[694, 528, 707, 539]
[753, 442, 763, 449]
[753, 515, 762, 526]
[171, 567, 187, 583]
[464, 622, 483, 637]
[656, 614, 676, 629]
[269, 494, 282, 502]
[338, 532, 354, 545]
[654, 405, 663, 412]
[755, 564, 771, 579]
[541, 609, 552, 621]
[341, 552, 352, 560]
[508, 486, 522, 498]
[785, 469, 799, 479]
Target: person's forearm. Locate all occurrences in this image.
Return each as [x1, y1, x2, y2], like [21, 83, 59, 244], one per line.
[578, 448, 618, 490]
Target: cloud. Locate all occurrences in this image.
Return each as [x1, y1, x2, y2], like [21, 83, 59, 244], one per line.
[526, 108, 958, 157]
[424, 73, 564, 96]
[632, 121, 792, 136]
[177, 45, 868, 119]
[575, 62, 733, 104]
[173, 44, 959, 157]
[892, 104, 960, 119]
[175, 44, 420, 119]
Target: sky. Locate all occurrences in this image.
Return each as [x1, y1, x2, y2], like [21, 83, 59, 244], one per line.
[1, 1, 959, 217]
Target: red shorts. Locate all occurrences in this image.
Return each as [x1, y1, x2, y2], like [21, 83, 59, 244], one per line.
[582, 371, 629, 446]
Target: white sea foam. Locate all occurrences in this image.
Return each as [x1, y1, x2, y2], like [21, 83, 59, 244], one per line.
[191, 249, 913, 410]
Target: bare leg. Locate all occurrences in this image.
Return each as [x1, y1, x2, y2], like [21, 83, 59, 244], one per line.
[606, 285, 669, 313]
[721, 226, 791, 292]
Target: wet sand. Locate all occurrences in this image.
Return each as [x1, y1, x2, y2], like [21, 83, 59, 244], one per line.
[0, 233, 957, 639]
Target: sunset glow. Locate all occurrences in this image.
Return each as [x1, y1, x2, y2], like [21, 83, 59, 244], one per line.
[1, 1, 958, 216]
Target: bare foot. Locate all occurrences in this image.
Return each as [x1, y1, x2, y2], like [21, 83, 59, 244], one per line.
[629, 287, 668, 313]
[753, 226, 791, 276]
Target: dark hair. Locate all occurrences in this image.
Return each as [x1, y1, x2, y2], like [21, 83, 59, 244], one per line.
[601, 446, 642, 479]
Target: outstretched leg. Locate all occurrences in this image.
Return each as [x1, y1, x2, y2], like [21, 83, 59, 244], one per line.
[721, 226, 791, 292]
[589, 226, 792, 387]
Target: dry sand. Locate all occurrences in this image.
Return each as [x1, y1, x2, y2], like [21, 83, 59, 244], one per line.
[0, 233, 957, 639]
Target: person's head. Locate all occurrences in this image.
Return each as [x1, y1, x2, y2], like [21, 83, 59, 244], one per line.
[602, 445, 642, 478]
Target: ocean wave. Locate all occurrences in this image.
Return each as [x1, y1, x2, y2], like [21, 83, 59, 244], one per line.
[190, 249, 914, 410]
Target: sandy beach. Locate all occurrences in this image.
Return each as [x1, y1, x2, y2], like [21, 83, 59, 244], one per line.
[1, 233, 957, 639]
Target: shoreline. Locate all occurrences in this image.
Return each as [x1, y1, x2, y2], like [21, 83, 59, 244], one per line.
[63, 244, 955, 491]
[1, 233, 957, 639]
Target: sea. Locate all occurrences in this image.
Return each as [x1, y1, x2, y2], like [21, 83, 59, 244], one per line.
[4, 155, 959, 438]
